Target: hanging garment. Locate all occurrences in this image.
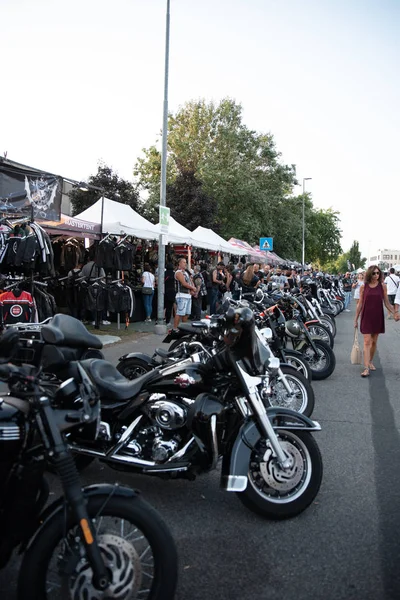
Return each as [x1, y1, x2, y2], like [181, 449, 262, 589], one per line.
[96, 239, 117, 270]
[0, 290, 34, 325]
[85, 282, 107, 313]
[114, 242, 136, 271]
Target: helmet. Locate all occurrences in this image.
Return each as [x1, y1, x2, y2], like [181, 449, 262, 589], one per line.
[285, 319, 301, 338]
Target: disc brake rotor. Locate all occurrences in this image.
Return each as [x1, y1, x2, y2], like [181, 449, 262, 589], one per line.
[65, 534, 142, 599]
[259, 441, 304, 491]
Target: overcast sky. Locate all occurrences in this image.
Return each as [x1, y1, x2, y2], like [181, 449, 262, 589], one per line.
[1, 0, 399, 259]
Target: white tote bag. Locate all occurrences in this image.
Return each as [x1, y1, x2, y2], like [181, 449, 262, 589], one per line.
[350, 329, 362, 365]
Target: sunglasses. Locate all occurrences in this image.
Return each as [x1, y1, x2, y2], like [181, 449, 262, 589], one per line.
[372, 271, 380, 275]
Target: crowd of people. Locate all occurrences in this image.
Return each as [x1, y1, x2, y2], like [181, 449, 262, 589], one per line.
[141, 258, 321, 329]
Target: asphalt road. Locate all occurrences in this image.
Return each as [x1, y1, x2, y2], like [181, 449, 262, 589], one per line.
[2, 306, 400, 599]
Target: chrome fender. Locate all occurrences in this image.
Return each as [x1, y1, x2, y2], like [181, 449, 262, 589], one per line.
[118, 352, 154, 363]
[221, 410, 320, 493]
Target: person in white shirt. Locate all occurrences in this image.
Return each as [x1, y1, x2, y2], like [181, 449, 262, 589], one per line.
[352, 272, 365, 305]
[384, 268, 400, 319]
[394, 283, 400, 321]
[142, 263, 155, 322]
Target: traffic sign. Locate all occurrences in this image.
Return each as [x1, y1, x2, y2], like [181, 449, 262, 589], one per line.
[159, 205, 170, 233]
[260, 237, 273, 251]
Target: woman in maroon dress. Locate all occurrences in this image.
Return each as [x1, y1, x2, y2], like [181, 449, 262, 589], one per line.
[354, 265, 395, 377]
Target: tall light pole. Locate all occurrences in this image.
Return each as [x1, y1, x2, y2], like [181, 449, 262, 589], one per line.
[155, 0, 171, 335]
[302, 177, 312, 272]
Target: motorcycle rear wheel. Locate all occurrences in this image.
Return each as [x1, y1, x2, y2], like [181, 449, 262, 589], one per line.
[18, 494, 178, 600]
[117, 357, 153, 380]
[238, 430, 323, 519]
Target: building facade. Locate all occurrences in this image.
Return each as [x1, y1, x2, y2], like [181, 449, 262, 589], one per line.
[368, 249, 400, 270]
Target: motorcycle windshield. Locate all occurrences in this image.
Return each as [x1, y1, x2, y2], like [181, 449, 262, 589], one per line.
[228, 324, 271, 376]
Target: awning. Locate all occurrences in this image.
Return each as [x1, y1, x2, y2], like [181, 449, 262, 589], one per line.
[192, 228, 247, 255]
[37, 213, 101, 239]
[75, 198, 159, 240]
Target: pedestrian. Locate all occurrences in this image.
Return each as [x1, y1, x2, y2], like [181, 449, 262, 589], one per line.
[384, 267, 400, 319]
[240, 264, 260, 292]
[173, 257, 197, 330]
[164, 262, 176, 325]
[192, 265, 207, 320]
[352, 271, 364, 306]
[354, 265, 395, 377]
[342, 272, 353, 311]
[141, 263, 155, 322]
[210, 262, 226, 315]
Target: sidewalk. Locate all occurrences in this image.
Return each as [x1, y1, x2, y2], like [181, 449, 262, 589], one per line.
[101, 331, 168, 365]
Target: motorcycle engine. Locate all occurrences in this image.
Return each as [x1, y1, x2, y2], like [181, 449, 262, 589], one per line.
[121, 394, 193, 464]
[144, 393, 191, 430]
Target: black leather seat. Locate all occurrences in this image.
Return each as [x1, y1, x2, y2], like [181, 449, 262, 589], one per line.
[41, 314, 103, 350]
[178, 322, 207, 334]
[81, 359, 158, 402]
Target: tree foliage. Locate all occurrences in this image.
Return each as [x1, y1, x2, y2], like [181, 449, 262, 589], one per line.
[166, 170, 218, 231]
[70, 163, 140, 217]
[133, 98, 342, 264]
[348, 240, 366, 270]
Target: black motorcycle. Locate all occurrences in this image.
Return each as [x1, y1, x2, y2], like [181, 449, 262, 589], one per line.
[38, 309, 323, 519]
[0, 328, 178, 600]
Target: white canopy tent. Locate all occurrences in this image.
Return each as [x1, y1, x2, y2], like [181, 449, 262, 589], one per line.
[191, 226, 247, 255]
[75, 198, 159, 240]
[154, 216, 198, 246]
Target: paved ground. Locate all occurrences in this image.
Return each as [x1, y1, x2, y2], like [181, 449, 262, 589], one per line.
[2, 305, 400, 599]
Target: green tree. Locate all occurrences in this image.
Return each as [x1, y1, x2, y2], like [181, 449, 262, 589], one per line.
[70, 163, 140, 216]
[166, 170, 219, 231]
[306, 208, 342, 264]
[347, 240, 366, 270]
[134, 98, 297, 238]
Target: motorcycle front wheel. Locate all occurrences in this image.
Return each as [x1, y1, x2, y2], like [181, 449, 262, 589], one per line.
[18, 494, 178, 600]
[238, 430, 323, 519]
[266, 366, 315, 416]
[282, 350, 313, 382]
[301, 339, 336, 380]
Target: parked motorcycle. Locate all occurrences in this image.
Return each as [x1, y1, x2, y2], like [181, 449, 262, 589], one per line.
[0, 328, 178, 600]
[118, 316, 315, 415]
[36, 309, 323, 519]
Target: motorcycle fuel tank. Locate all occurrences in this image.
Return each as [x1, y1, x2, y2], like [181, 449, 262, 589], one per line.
[145, 362, 210, 397]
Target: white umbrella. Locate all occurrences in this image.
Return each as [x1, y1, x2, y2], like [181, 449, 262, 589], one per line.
[392, 264, 400, 272]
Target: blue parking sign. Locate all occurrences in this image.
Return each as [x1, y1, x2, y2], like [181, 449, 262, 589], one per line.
[260, 237, 273, 251]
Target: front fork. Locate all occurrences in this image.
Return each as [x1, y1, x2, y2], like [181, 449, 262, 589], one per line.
[39, 399, 110, 591]
[248, 389, 292, 469]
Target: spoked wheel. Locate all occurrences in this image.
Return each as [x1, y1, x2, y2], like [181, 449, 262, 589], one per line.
[307, 323, 334, 348]
[238, 430, 323, 519]
[319, 316, 336, 337]
[282, 351, 313, 382]
[18, 494, 178, 600]
[117, 358, 152, 380]
[302, 340, 336, 380]
[266, 367, 314, 416]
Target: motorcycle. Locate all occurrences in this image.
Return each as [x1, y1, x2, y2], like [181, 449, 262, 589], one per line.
[118, 315, 315, 416]
[37, 309, 323, 519]
[266, 296, 336, 380]
[0, 328, 178, 600]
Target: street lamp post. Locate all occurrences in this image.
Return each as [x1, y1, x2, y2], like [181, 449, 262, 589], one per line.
[302, 177, 312, 272]
[155, 0, 171, 335]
